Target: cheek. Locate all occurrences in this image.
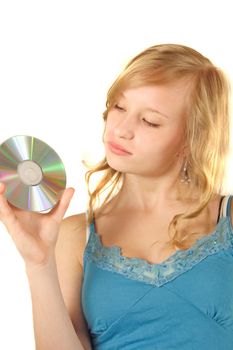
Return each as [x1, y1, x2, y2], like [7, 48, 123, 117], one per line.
[139, 129, 184, 158]
[103, 118, 117, 139]
[165, 130, 185, 158]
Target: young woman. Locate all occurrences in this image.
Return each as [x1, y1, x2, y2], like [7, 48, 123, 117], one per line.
[0, 44, 233, 350]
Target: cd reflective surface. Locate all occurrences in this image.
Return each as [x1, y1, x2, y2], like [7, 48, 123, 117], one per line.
[0, 135, 66, 212]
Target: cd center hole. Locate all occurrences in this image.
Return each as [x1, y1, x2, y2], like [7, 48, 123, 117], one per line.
[17, 160, 43, 186]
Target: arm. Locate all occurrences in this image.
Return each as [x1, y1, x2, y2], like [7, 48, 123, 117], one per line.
[26, 256, 85, 350]
[55, 214, 92, 350]
[0, 183, 90, 350]
[26, 214, 91, 350]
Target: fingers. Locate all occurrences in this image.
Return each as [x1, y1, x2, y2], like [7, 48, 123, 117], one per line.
[49, 187, 75, 223]
[0, 182, 6, 194]
[0, 182, 75, 230]
[0, 182, 18, 231]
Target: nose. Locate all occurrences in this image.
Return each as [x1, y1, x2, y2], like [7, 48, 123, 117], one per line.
[114, 115, 135, 139]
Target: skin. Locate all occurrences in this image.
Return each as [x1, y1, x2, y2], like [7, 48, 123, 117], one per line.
[103, 82, 192, 212]
[0, 183, 89, 349]
[95, 83, 224, 264]
[0, 81, 230, 348]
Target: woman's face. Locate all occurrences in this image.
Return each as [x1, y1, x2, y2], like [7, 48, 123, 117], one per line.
[103, 83, 190, 178]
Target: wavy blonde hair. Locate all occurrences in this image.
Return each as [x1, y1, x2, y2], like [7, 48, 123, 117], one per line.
[85, 43, 231, 251]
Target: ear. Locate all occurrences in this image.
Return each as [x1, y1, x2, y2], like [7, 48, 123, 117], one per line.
[183, 145, 190, 157]
[175, 144, 189, 158]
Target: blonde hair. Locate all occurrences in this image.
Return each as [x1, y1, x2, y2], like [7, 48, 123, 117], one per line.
[85, 43, 231, 251]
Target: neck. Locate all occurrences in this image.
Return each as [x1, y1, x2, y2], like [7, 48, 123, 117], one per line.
[111, 173, 199, 213]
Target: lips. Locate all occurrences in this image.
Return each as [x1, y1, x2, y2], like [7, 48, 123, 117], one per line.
[108, 141, 132, 154]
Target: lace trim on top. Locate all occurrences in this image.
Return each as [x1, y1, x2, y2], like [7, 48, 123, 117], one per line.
[84, 202, 233, 287]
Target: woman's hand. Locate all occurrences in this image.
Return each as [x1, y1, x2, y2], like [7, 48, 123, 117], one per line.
[0, 182, 75, 268]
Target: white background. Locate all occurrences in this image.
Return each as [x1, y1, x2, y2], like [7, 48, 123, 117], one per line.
[0, 0, 233, 348]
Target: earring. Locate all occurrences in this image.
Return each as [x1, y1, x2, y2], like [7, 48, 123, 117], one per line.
[180, 157, 191, 184]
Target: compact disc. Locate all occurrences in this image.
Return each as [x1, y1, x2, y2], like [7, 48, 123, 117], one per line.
[0, 135, 66, 212]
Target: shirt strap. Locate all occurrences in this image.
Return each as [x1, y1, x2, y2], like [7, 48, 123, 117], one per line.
[226, 195, 233, 218]
[85, 210, 90, 245]
[219, 195, 232, 218]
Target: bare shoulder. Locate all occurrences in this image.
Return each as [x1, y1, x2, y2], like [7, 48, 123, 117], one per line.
[57, 212, 87, 268]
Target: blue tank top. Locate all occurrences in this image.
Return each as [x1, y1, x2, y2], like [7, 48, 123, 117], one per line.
[81, 196, 233, 350]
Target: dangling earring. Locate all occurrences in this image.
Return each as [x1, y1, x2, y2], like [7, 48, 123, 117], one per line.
[180, 157, 191, 184]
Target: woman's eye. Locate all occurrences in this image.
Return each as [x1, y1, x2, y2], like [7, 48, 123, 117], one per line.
[114, 104, 125, 111]
[142, 118, 160, 128]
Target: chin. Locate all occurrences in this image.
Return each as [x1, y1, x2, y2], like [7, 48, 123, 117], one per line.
[105, 156, 130, 173]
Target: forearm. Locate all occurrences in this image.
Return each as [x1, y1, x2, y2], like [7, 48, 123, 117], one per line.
[26, 256, 85, 350]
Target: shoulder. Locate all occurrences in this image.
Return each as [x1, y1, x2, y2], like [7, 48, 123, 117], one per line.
[61, 213, 86, 229]
[56, 212, 87, 269]
[60, 212, 87, 233]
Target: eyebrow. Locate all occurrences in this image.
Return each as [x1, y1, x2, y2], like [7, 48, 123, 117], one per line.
[119, 92, 169, 119]
[144, 107, 169, 119]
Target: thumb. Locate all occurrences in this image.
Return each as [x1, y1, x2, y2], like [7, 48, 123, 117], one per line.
[50, 187, 75, 223]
